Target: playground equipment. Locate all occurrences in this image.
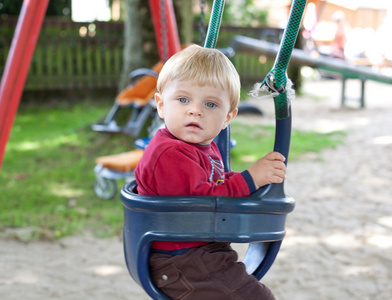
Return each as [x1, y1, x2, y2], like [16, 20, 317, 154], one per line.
[231, 35, 392, 108]
[0, 0, 49, 171]
[120, 0, 306, 299]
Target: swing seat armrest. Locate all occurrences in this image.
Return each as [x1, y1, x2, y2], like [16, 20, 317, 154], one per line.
[121, 181, 294, 244]
[121, 180, 294, 216]
[121, 181, 295, 244]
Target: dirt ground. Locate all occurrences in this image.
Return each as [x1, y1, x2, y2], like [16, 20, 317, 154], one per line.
[1, 78, 392, 299]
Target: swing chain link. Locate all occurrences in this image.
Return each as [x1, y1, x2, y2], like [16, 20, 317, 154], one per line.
[160, 0, 168, 62]
[198, 0, 206, 46]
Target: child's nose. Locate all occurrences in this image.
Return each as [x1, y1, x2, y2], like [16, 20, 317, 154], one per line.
[188, 103, 203, 117]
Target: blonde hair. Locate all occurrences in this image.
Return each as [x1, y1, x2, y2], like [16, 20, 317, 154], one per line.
[157, 45, 241, 112]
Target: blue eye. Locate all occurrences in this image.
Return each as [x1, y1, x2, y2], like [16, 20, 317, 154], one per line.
[178, 97, 188, 103]
[206, 102, 217, 108]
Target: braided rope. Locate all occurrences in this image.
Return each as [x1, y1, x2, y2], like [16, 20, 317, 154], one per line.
[263, 0, 307, 120]
[160, 0, 168, 62]
[204, 0, 306, 120]
[203, 0, 225, 49]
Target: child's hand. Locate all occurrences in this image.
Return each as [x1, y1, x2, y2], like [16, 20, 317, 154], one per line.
[248, 152, 286, 190]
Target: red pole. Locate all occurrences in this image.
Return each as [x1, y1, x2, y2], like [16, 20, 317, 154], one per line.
[148, 0, 181, 61]
[0, 0, 49, 172]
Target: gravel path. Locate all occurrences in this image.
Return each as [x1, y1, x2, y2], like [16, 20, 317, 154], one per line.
[260, 79, 392, 300]
[1, 79, 392, 300]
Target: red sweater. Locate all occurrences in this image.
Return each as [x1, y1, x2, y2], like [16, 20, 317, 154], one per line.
[135, 127, 255, 251]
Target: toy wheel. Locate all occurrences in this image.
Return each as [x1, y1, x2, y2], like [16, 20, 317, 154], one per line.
[94, 178, 117, 199]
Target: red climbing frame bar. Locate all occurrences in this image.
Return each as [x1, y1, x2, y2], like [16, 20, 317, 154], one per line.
[149, 0, 181, 61]
[0, 0, 49, 171]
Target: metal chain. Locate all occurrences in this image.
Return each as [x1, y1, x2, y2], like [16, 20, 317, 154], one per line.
[160, 0, 168, 62]
[198, 0, 206, 46]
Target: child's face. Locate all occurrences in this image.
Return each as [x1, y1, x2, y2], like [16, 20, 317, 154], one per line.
[155, 79, 237, 145]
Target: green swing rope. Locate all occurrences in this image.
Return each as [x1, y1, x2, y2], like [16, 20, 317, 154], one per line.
[203, 0, 225, 49]
[204, 0, 307, 120]
[264, 0, 307, 119]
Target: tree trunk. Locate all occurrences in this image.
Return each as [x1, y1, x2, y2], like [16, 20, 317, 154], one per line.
[119, 0, 193, 92]
[174, 0, 193, 45]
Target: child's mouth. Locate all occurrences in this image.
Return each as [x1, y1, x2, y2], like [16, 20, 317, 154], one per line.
[186, 122, 202, 129]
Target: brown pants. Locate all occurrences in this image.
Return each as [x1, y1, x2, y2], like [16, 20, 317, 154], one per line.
[149, 242, 276, 300]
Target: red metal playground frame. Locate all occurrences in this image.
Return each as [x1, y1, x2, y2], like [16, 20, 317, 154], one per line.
[0, 0, 181, 171]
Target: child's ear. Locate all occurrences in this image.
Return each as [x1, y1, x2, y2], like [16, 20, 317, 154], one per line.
[222, 108, 238, 130]
[155, 92, 165, 119]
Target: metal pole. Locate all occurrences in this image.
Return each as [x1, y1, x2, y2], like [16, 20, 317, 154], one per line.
[0, 0, 49, 171]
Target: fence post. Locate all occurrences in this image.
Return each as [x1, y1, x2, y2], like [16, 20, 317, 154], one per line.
[0, 0, 49, 171]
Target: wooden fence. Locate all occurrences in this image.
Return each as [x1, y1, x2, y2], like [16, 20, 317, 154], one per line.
[1, 18, 124, 90]
[0, 17, 286, 91]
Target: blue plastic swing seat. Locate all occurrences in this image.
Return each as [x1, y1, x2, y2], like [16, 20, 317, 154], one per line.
[120, 180, 295, 300]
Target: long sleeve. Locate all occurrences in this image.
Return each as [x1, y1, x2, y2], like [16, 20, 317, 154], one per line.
[135, 128, 254, 197]
[134, 128, 255, 251]
[141, 146, 251, 197]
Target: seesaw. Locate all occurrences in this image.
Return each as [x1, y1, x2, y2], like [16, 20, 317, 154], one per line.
[232, 35, 392, 108]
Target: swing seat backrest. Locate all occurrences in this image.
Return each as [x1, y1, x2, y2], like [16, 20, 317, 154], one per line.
[120, 181, 295, 300]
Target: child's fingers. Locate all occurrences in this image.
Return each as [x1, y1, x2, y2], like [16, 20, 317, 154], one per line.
[269, 160, 286, 173]
[272, 177, 284, 184]
[274, 161, 287, 171]
[266, 151, 286, 162]
[271, 170, 287, 183]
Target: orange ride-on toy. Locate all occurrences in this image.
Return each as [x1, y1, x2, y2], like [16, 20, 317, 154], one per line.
[92, 61, 163, 137]
[93, 114, 164, 199]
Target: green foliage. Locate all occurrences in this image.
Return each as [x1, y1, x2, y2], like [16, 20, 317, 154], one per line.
[196, 0, 268, 27]
[222, 0, 268, 27]
[0, 0, 71, 17]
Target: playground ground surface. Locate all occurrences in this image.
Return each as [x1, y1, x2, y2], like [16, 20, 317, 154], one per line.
[1, 78, 392, 300]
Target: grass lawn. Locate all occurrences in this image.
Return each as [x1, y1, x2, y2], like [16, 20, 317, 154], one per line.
[0, 100, 344, 241]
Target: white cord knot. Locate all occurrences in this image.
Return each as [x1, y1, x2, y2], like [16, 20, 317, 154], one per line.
[249, 75, 295, 103]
